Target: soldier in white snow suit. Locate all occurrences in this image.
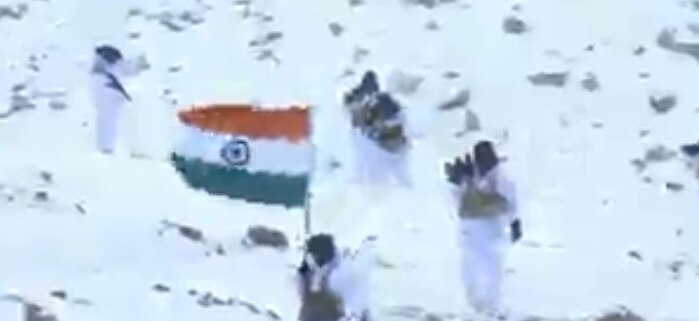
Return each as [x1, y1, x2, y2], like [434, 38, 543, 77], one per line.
[445, 141, 522, 319]
[90, 44, 146, 154]
[296, 233, 376, 321]
[343, 71, 412, 187]
[681, 142, 699, 179]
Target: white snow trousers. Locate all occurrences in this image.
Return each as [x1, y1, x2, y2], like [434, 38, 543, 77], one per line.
[351, 128, 411, 187]
[457, 218, 506, 315]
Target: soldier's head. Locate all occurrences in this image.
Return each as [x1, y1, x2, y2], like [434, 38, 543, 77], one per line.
[305, 234, 336, 268]
[474, 140, 499, 176]
[95, 44, 123, 65]
[360, 70, 379, 93]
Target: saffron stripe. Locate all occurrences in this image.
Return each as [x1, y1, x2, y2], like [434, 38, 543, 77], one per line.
[178, 105, 309, 142]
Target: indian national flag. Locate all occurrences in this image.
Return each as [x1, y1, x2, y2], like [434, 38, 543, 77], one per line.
[171, 104, 313, 208]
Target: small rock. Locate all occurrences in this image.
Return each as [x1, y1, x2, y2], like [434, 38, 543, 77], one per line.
[245, 225, 289, 249]
[649, 94, 677, 114]
[437, 88, 470, 110]
[677, 229, 683, 237]
[585, 44, 596, 52]
[40, 171, 52, 183]
[329, 22, 344, 37]
[128, 32, 141, 39]
[153, 284, 171, 292]
[665, 182, 684, 192]
[595, 308, 646, 321]
[25, 303, 58, 321]
[689, 23, 699, 36]
[630, 159, 646, 172]
[464, 109, 481, 132]
[349, 0, 364, 7]
[74, 203, 86, 215]
[527, 72, 569, 87]
[403, 0, 438, 9]
[328, 159, 342, 169]
[266, 309, 282, 320]
[581, 72, 600, 92]
[639, 129, 650, 137]
[126, 7, 143, 17]
[34, 191, 49, 202]
[644, 145, 676, 163]
[592, 122, 604, 129]
[49, 100, 67, 111]
[215, 244, 226, 255]
[512, 4, 522, 11]
[188, 289, 198, 296]
[0, 4, 28, 20]
[628, 251, 643, 261]
[178, 225, 204, 242]
[353, 47, 370, 64]
[657, 29, 699, 63]
[387, 70, 424, 95]
[634, 46, 646, 55]
[503, 16, 527, 34]
[49, 290, 67, 300]
[639, 72, 651, 79]
[425, 20, 439, 31]
[180, 11, 205, 25]
[443, 71, 460, 79]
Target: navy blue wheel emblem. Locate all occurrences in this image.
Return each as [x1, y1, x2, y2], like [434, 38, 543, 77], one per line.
[220, 139, 250, 166]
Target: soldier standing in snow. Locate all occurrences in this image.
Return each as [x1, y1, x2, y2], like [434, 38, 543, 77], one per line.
[343, 71, 412, 187]
[681, 142, 699, 186]
[296, 233, 376, 321]
[90, 44, 147, 154]
[445, 140, 522, 319]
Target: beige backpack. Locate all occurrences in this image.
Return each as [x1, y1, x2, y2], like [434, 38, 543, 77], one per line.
[458, 176, 509, 219]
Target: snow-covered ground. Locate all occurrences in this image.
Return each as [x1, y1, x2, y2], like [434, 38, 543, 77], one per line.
[2, 0, 699, 320]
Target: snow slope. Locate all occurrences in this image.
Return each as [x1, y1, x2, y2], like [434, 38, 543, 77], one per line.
[2, 0, 699, 320]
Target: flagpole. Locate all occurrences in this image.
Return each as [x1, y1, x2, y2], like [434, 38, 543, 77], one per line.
[303, 104, 315, 238]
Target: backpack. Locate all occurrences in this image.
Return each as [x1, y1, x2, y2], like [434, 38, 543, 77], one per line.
[458, 176, 509, 219]
[298, 270, 344, 321]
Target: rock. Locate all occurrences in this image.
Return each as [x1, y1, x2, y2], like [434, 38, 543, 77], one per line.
[630, 159, 646, 172]
[49, 290, 67, 300]
[25, 303, 58, 321]
[639, 72, 651, 79]
[644, 145, 676, 163]
[657, 29, 699, 63]
[39, 171, 52, 183]
[581, 72, 600, 91]
[425, 20, 439, 31]
[180, 11, 205, 25]
[665, 182, 684, 192]
[353, 47, 370, 64]
[595, 309, 646, 321]
[649, 94, 676, 114]
[153, 284, 171, 292]
[443, 71, 460, 79]
[74, 203, 86, 215]
[634, 46, 646, 55]
[639, 129, 650, 137]
[244, 225, 289, 249]
[437, 88, 470, 111]
[34, 191, 49, 202]
[178, 225, 203, 242]
[628, 251, 643, 261]
[329, 22, 344, 37]
[250, 31, 283, 47]
[403, 0, 438, 9]
[49, 100, 67, 111]
[349, 0, 364, 7]
[387, 70, 424, 95]
[464, 109, 481, 132]
[585, 44, 596, 52]
[527, 72, 569, 87]
[0, 4, 28, 20]
[503, 16, 527, 34]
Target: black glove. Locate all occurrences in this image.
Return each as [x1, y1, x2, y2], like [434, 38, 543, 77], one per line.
[510, 219, 522, 243]
[445, 157, 466, 185]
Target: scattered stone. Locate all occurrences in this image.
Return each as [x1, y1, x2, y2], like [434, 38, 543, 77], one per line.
[161, 221, 205, 242]
[443, 71, 460, 79]
[592, 122, 604, 129]
[328, 159, 342, 170]
[33, 191, 49, 202]
[266, 309, 282, 320]
[630, 159, 646, 172]
[244, 225, 289, 249]
[595, 308, 646, 321]
[628, 251, 643, 261]
[188, 289, 198, 296]
[639, 72, 651, 79]
[503, 16, 527, 34]
[644, 145, 676, 163]
[153, 284, 171, 293]
[464, 109, 481, 132]
[649, 94, 677, 114]
[49, 99, 67, 111]
[215, 244, 225, 255]
[329, 22, 344, 37]
[585, 44, 596, 52]
[180, 11, 205, 25]
[387, 70, 424, 95]
[128, 31, 141, 40]
[634, 46, 646, 56]
[127, 7, 143, 18]
[657, 29, 699, 63]
[581, 72, 600, 92]
[665, 182, 684, 192]
[0, 3, 28, 20]
[349, 0, 364, 7]
[353, 47, 370, 64]
[256, 50, 280, 64]
[25, 303, 58, 321]
[39, 171, 52, 183]
[677, 229, 683, 237]
[512, 4, 522, 11]
[642, 176, 653, 184]
[425, 20, 439, 31]
[639, 129, 650, 137]
[403, 0, 438, 9]
[437, 88, 470, 111]
[689, 23, 699, 36]
[196, 292, 230, 307]
[527, 72, 569, 87]
[74, 203, 86, 215]
[249, 31, 283, 47]
[49, 290, 67, 300]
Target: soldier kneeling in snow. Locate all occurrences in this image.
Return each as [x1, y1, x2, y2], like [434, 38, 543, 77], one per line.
[445, 141, 521, 319]
[90, 44, 147, 154]
[296, 234, 375, 321]
[343, 71, 412, 187]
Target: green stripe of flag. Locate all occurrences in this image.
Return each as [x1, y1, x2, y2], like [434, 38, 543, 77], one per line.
[171, 153, 310, 208]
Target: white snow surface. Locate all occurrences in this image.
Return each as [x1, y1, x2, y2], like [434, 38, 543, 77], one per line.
[2, 0, 699, 320]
